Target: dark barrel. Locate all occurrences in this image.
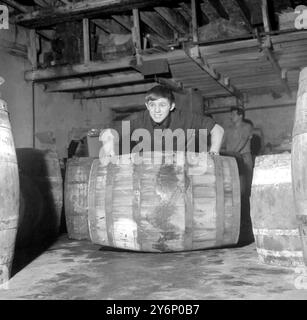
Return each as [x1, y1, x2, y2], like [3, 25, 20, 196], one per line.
[15, 148, 63, 247]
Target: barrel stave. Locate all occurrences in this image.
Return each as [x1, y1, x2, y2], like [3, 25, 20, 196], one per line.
[64, 157, 94, 240]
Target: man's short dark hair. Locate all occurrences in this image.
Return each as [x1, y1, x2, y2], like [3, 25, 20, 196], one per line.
[231, 107, 245, 118]
[145, 85, 175, 105]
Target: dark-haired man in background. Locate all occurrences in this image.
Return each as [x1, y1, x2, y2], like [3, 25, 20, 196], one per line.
[222, 107, 254, 196]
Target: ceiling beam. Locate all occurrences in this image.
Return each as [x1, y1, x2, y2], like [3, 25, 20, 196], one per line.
[155, 77, 186, 93]
[191, 0, 198, 43]
[154, 7, 189, 36]
[261, 0, 271, 33]
[111, 14, 132, 32]
[45, 73, 149, 92]
[199, 3, 210, 25]
[92, 19, 112, 33]
[132, 8, 142, 64]
[200, 0, 219, 21]
[14, 0, 175, 28]
[262, 47, 292, 98]
[185, 46, 243, 100]
[177, 3, 190, 22]
[0, 0, 30, 13]
[83, 18, 90, 64]
[233, 0, 253, 31]
[179, 1, 209, 26]
[92, 18, 129, 34]
[140, 11, 174, 40]
[0, 38, 28, 59]
[0, 0, 54, 41]
[25, 57, 134, 82]
[208, 0, 229, 20]
[74, 83, 155, 99]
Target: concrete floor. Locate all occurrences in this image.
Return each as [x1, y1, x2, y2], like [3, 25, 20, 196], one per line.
[0, 235, 307, 300]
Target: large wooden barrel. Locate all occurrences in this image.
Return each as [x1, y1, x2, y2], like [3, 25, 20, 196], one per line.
[15, 148, 63, 247]
[251, 154, 304, 267]
[292, 67, 307, 266]
[64, 157, 94, 240]
[88, 152, 241, 252]
[0, 99, 19, 285]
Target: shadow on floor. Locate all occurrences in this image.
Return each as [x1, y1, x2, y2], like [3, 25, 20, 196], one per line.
[237, 195, 255, 247]
[11, 235, 62, 277]
[12, 198, 68, 277]
[11, 195, 255, 272]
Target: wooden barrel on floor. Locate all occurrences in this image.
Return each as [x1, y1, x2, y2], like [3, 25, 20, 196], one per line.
[250, 154, 304, 267]
[88, 152, 241, 252]
[292, 67, 307, 266]
[15, 148, 63, 247]
[0, 99, 19, 285]
[64, 157, 94, 240]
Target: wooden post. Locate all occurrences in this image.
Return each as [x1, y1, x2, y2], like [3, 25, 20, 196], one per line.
[132, 9, 142, 65]
[261, 0, 271, 33]
[83, 18, 90, 64]
[191, 0, 198, 43]
[27, 29, 38, 69]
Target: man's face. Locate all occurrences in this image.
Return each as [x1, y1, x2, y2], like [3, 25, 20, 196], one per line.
[146, 98, 175, 124]
[230, 110, 241, 124]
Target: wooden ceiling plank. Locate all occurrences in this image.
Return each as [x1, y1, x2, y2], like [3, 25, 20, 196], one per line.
[1, 0, 29, 13]
[200, 0, 220, 21]
[93, 18, 129, 34]
[261, 0, 271, 33]
[14, 0, 175, 28]
[140, 11, 174, 40]
[179, 1, 209, 26]
[232, 0, 254, 31]
[262, 47, 292, 97]
[132, 8, 142, 63]
[111, 14, 132, 31]
[92, 19, 112, 33]
[83, 18, 90, 64]
[191, 0, 198, 42]
[154, 6, 189, 36]
[25, 57, 134, 82]
[207, 0, 229, 20]
[185, 46, 243, 100]
[45, 73, 147, 92]
[74, 82, 155, 99]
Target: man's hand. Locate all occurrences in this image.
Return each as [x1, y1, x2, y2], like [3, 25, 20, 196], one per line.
[208, 151, 219, 156]
[210, 124, 224, 155]
[99, 129, 116, 165]
[88, 128, 101, 137]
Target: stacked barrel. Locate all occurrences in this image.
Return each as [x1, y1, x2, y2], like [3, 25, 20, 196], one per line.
[250, 67, 307, 268]
[250, 154, 304, 267]
[292, 67, 307, 267]
[0, 98, 19, 286]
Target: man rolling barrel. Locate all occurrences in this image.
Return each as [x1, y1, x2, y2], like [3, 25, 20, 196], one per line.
[96, 85, 224, 160]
